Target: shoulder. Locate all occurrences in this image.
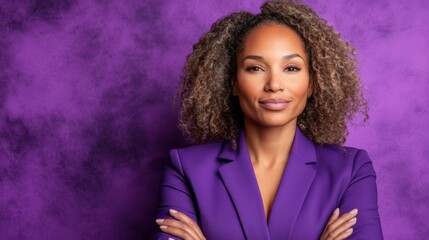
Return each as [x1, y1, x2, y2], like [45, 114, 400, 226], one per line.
[314, 144, 375, 178]
[168, 141, 225, 173]
[170, 141, 224, 160]
[315, 144, 370, 162]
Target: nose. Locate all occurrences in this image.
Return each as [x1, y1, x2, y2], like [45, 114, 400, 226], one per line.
[264, 72, 284, 92]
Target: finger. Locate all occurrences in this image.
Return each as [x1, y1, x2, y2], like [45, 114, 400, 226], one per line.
[160, 225, 197, 240]
[330, 217, 356, 239]
[334, 228, 353, 240]
[326, 209, 358, 233]
[321, 208, 340, 237]
[169, 209, 205, 240]
[322, 209, 358, 239]
[156, 219, 198, 240]
[327, 208, 340, 225]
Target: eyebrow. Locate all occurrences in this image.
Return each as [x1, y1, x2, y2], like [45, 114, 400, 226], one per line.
[241, 54, 304, 63]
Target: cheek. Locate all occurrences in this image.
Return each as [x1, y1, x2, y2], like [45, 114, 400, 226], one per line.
[239, 84, 257, 99]
[237, 85, 257, 114]
[289, 79, 310, 99]
[236, 77, 263, 100]
[236, 80, 261, 116]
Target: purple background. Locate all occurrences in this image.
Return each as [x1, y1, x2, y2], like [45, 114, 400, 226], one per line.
[0, 0, 428, 239]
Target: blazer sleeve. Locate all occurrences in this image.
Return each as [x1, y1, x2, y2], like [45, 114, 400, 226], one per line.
[338, 149, 383, 239]
[152, 149, 198, 240]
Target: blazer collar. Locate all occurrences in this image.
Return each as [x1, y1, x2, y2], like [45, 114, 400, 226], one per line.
[289, 127, 317, 164]
[218, 127, 317, 240]
[218, 130, 270, 239]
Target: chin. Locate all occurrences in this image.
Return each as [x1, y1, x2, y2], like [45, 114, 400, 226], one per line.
[262, 122, 293, 128]
[255, 118, 297, 128]
[243, 111, 299, 129]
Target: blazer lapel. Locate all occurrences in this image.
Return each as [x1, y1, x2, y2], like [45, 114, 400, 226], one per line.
[267, 128, 317, 240]
[218, 131, 270, 240]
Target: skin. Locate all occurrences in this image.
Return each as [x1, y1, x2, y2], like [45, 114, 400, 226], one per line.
[156, 23, 358, 240]
[234, 22, 311, 220]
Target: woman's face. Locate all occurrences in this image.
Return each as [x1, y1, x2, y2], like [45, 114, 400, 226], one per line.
[234, 22, 311, 129]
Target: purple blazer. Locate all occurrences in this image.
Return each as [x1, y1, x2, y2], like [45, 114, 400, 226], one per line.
[153, 128, 383, 239]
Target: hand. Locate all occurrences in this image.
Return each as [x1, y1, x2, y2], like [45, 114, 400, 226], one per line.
[156, 209, 206, 240]
[320, 208, 358, 240]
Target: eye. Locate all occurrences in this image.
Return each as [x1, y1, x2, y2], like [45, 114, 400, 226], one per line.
[246, 66, 263, 72]
[285, 66, 301, 72]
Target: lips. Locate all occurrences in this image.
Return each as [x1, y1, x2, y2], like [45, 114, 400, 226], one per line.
[259, 98, 291, 110]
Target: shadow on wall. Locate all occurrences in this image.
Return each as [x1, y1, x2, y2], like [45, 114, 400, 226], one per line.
[0, 0, 188, 239]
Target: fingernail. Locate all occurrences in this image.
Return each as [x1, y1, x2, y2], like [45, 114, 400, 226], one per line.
[349, 208, 358, 214]
[333, 208, 339, 215]
[160, 225, 168, 229]
[155, 219, 164, 224]
[169, 209, 178, 214]
[348, 217, 357, 223]
[346, 228, 353, 233]
[168, 238, 175, 240]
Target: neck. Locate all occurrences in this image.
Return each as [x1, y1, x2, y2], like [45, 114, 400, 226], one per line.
[244, 118, 297, 168]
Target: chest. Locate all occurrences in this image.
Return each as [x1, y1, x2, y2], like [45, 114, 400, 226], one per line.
[194, 169, 340, 240]
[253, 164, 286, 220]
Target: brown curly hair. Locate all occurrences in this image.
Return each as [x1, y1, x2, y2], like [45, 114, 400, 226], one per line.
[178, 0, 368, 148]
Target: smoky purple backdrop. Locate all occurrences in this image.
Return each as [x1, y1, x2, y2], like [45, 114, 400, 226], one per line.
[0, 0, 428, 239]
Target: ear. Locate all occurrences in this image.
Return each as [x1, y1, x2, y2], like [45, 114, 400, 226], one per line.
[231, 78, 239, 96]
[307, 76, 313, 98]
[307, 85, 313, 98]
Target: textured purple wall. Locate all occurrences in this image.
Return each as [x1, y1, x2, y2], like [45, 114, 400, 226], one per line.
[0, 0, 427, 239]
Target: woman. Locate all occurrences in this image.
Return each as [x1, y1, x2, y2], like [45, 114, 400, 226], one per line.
[153, 0, 383, 239]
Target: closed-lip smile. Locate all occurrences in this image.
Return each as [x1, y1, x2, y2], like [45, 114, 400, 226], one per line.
[259, 98, 291, 110]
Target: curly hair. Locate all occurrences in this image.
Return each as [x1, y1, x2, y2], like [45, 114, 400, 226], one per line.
[178, 0, 368, 148]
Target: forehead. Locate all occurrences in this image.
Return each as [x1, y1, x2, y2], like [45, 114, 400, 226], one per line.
[239, 22, 307, 57]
